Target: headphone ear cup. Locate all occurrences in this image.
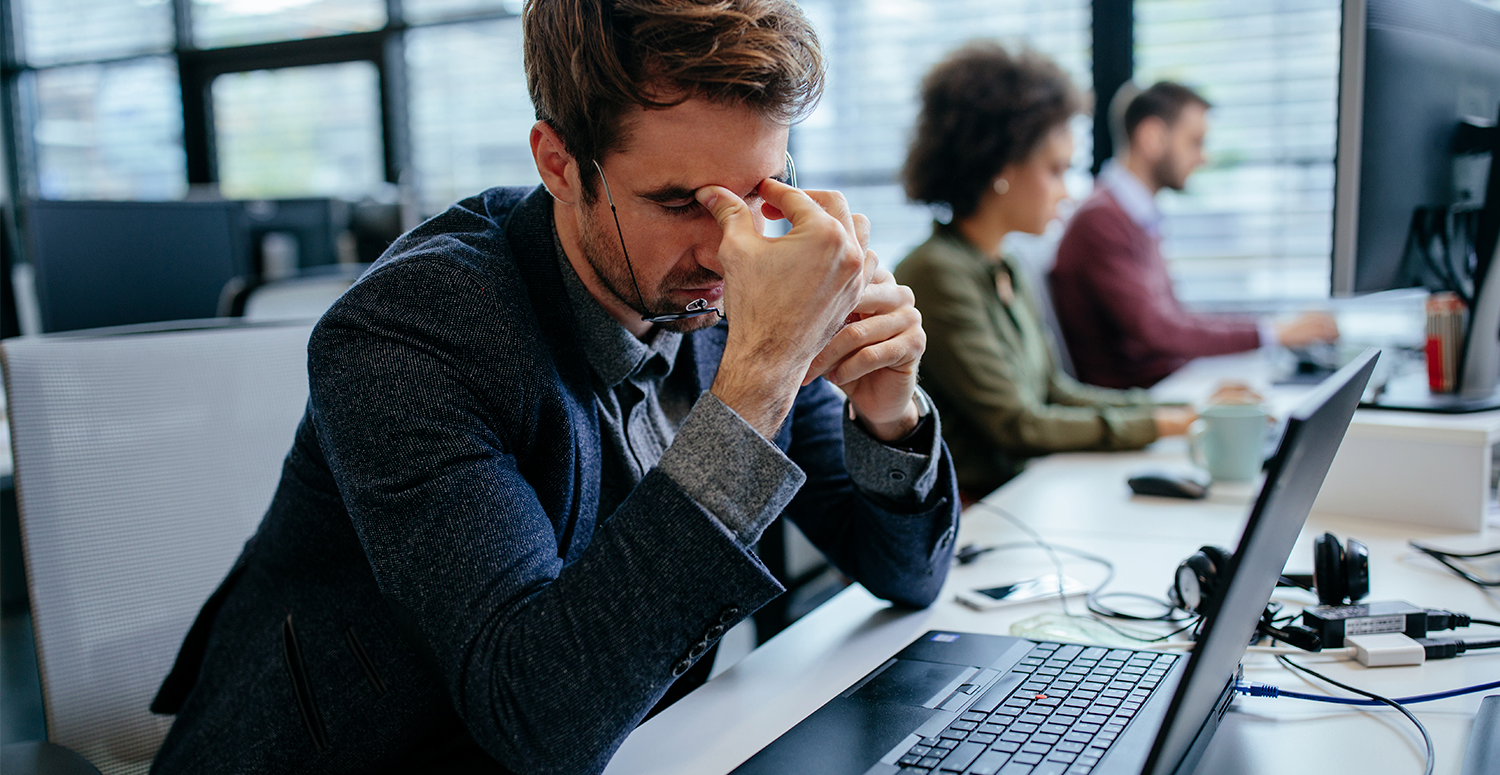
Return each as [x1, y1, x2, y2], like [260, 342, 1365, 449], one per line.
[1199, 546, 1231, 574]
[1313, 532, 1347, 605]
[1184, 545, 1232, 614]
[1344, 538, 1370, 603]
[1172, 545, 1230, 614]
[1167, 577, 1185, 610]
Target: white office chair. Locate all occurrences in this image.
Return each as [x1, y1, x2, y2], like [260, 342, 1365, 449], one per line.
[218, 263, 366, 323]
[241, 271, 360, 322]
[1, 319, 315, 775]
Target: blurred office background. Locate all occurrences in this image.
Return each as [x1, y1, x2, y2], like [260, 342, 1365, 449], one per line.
[3, 0, 1496, 751]
[13, 0, 1484, 310]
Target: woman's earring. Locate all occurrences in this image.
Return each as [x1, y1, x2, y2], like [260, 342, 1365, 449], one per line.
[993, 178, 1010, 195]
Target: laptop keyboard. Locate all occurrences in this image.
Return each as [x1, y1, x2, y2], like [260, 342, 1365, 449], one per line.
[895, 642, 1179, 775]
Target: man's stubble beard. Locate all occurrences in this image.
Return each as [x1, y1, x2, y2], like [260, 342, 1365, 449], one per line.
[576, 201, 723, 334]
[1152, 152, 1189, 193]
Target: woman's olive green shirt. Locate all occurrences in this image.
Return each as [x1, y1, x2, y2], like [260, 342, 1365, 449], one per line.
[895, 221, 1159, 495]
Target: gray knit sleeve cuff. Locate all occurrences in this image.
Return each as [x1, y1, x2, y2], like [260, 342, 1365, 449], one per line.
[657, 392, 807, 546]
[843, 388, 941, 505]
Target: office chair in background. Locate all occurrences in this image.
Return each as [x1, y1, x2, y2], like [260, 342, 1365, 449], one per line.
[218, 262, 367, 322]
[1, 319, 315, 775]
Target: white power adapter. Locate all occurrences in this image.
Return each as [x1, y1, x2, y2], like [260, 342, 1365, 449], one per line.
[1346, 632, 1426, 667]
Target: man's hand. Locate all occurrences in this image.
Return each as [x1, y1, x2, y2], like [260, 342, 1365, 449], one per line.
[1207, 381, 1263, 406]
[1275, 312, 1339, 348]
[697, 178, 872, 439]
[805, 268, 926, 442]
[1153, 406, 1197, 437]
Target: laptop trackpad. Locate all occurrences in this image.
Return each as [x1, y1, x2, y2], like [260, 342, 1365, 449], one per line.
[731, 698, 934, 775]
[850, 660, 972, 707]
[733, 659, 964, 774]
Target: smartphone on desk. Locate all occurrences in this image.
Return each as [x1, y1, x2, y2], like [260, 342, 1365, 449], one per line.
[954, 574, 1088, 611]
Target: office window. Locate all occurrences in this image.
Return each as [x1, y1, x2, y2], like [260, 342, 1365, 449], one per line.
[31, 58, 188, 200]
[211, 61, 385, 199]
[1135, 0, 1341, 303]
[403, 0, 521, 25]
[12, 0, 174, 67]
[191, 0, 385, 49]
[405, 18, 540, 215]
[795, 0, 1092, 270]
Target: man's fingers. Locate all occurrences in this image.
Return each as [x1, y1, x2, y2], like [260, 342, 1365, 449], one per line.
[852, 214, 871, 253]
[805, 305, 921, 383]
[863, 248, 881, 286]
[757, 177, 830, 226]
[848, 269, 909, 317]
[695, 184, 759, 240]
[762, 179, 866, 254]
[800, 189, 859, 249]
[823, 325, 924, 386]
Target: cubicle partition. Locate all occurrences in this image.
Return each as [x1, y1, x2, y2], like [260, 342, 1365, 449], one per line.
[19, 197, 383, 334]
[23, 200, 248, 334]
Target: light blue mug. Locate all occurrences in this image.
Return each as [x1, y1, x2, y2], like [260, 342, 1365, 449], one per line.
[1188, 404, 1269, 481]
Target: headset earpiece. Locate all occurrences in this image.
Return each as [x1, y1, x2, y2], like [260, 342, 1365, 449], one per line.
[1169, 545, 1232, 615]
[1343, 537, 1370, 603]
[1311, 532, 1370, 605]
[1170, 533, 1371, 634]
[1312, 532, 1346, 605]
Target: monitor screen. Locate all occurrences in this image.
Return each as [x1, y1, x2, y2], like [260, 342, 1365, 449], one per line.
[1331, 0, 1500, 297]
[25, 200, 248, 333]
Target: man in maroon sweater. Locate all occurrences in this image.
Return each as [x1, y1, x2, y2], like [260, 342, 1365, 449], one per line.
[1051, 82, 1337, 389]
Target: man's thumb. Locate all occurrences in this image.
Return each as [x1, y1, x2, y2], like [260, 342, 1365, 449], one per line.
[695, 185, 751, 234]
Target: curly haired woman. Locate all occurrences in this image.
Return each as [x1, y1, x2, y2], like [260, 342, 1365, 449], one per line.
[894, 41, 1193, 498]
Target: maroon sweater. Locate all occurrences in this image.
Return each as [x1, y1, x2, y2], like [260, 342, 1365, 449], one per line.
[1050, 189, 1261, 388]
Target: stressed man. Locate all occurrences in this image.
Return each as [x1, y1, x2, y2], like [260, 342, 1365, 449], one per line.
[147, 1, 959, 773]
[1051, 81, 1338, 389]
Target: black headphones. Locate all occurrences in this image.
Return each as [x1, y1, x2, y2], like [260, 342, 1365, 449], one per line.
[1166, 545, 1231, 615]
[1166, 532, 1370, 652]
[1310, 532, 1371, 605]
[1168, 532, 1370, 613]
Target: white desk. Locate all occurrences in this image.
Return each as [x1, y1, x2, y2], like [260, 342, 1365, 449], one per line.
[603, 440, 1500, 775]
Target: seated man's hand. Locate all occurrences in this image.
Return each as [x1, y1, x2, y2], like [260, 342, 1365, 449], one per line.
[1275, 311, 1339, 348]
[1207, 381, 1263, 406]
[1153, 406, 1197, 437]
[805, 267, 926, 443]
[697, 179, 874, 438]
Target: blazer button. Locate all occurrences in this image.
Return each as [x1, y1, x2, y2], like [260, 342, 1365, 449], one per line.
[718, 607, 740, 624]
[888, 470, 906, 481]
[706, 623, 727, 640]
[671, 658, 692, 677]
[688, 641, 709, 659]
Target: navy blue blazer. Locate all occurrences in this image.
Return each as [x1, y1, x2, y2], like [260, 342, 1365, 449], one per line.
[150, 186, 960, 775]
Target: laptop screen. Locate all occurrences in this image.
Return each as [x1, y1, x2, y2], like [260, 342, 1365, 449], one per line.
[1144, 349, 1379, 775]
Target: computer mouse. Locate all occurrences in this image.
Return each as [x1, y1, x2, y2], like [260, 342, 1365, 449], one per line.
[1127, 469, 1210, 499]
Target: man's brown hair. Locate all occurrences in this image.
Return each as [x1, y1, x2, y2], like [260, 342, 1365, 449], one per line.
[1122, 81, 1211, 143]
[523, 0, 825, 202]
[902, 41, 1082, 221]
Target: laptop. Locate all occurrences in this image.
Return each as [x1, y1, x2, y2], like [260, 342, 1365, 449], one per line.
[732, 349, 1381, 775]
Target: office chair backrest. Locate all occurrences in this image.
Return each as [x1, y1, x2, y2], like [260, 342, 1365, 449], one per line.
[1, 319, 314, 775]
[1017, 249, 1078, 378]
[219, 263, 365, 322]
[241, 268, 361, 322]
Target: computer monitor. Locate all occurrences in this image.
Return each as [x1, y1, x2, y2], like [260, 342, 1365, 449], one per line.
[1330, 0, 1500, 411]
[241, 198, 349, 280]
[24, 200, 249, 333]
